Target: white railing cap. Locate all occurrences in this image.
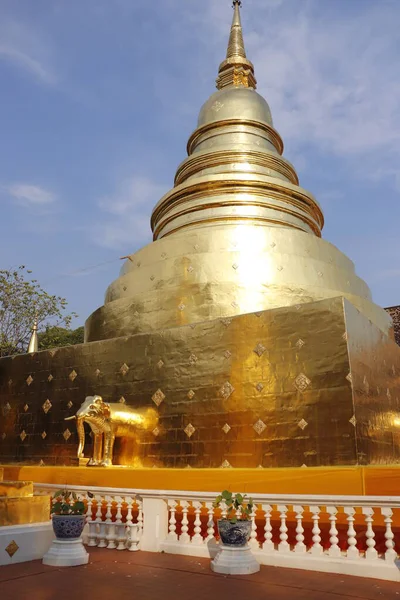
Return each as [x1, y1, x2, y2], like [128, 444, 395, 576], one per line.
[34, 482, 400, 507]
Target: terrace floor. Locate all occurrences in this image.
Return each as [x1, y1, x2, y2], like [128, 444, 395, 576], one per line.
[1, 547, 399, 600]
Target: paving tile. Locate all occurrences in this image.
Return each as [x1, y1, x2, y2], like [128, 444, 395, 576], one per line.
[0, 548, 399, 600]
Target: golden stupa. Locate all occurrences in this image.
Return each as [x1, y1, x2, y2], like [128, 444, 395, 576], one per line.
[1, 1, 400, 495]
[86, 1, 391, 342]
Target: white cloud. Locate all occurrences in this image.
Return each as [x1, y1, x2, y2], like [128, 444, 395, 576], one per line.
[5, 183, 56, 205]
[250, 12, 400, 159]
[93, 176, 168, 250]
[0, 18, 56, 84]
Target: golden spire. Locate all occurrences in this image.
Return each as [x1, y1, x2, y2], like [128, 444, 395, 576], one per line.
[216, 1, 257, 90]
[226, 1, 246, 59]
[27, 317, 38, 354]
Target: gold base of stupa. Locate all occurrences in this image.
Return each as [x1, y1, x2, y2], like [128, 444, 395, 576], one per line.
[3, 464, 400, 496]
[0, 468, 50, 527]
[1, 296, 400, 469]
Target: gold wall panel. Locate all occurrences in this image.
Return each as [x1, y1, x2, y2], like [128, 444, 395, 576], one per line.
[4, 464, 400, 497]
[1, 465, 365, 495]
[0, 481, 33, 498]
[344, 300, 400, 464]
[0, 496, 50, 527]
[2, 296, 399, 469]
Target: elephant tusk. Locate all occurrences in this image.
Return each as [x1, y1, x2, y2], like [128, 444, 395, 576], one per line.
[64, 415, 76, 421]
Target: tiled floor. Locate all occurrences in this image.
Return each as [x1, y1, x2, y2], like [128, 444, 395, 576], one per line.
[1, 548, 399, 600]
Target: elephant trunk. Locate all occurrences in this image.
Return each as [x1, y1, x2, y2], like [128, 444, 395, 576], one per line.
[76, 417, 85, 459]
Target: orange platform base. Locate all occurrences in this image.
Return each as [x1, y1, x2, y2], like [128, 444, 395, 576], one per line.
[2, 464, 400, 496]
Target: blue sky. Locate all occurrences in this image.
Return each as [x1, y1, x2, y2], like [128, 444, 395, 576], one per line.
[1, 0, 399, 327]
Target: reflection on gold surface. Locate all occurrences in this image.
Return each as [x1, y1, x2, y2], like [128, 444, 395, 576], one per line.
[0, 481, 33, 497]
[345, 300, 400, 465]
[0, 496, 50, 527]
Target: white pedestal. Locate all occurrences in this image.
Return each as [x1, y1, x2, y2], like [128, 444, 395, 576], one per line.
[0, 522, 54, 566]
[211, 544, 260, 575]
[42, 538, 89, 567]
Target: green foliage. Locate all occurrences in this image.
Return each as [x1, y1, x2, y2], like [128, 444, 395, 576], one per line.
[213, 489, 254, 523]
[51, 489, 89, 516]
[0, 265, 77, 357]
[38, 325, 84, 350]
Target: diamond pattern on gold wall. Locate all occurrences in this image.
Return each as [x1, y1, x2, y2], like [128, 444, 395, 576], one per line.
[294, 373, 311, 393]
[152, 389, 165, 407]
[120, 363, 129, 376]
[184, 424, 196, 438]
[63, 429, 72, 441]
[42, 399, 52, 414]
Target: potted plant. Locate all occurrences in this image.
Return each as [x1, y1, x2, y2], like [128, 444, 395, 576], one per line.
[50, 489, 88, 540]
[213, 490, 254, 547]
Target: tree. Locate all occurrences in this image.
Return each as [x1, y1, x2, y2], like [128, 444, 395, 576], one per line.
[0, 265, 78, 357]
[38, 326, 84, 350]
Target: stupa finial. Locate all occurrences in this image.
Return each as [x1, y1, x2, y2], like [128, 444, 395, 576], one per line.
[27, 316, 38, 354]
[216, 1, 257, 90]
[227, 1, 246, 60]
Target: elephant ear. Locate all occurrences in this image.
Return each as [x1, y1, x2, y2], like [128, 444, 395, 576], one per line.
[102, 401, 111, 419]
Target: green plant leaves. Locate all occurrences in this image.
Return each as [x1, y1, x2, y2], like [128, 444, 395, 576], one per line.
[214, 490, 254, 521]
[51, 489, 86, 515]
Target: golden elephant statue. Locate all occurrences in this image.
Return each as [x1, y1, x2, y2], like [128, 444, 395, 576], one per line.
[65, 395, 159, 467]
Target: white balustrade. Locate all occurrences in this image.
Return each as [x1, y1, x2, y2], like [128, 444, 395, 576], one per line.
[326, 506, 340, 558]
[125, 497, 135, 551]
[205, 502, 216, 543]
[310, 506, 323, 556]
[115, 497, 125, 551]
[192, 501, 203, 545]
[33, 483, 400, 582]
[362, 506, 378, 561]
[87, 496, 97, 547]
[249, 504, 259, 550]
[105, 496, 116, 549]
[262, 504, 274, 552]
[382, 507, 397, 562]
[344, 506, 359, 559]
[293, 505, 306, 553]
[167, 500, 178, 541]
[179, 501, 190, 544]
[277, 505, 290, 553]
[137, 499, 144, 539]
[97, 495, 107, 548]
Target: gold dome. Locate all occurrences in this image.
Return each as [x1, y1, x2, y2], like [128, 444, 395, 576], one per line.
[198, 87, 273, 128]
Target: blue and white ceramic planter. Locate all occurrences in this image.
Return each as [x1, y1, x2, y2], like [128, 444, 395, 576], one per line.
[52, 515, 86, 540]
[217, 519, 252, 547]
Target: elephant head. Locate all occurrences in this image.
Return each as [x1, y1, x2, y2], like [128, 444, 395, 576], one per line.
[65, 395, 109, 458]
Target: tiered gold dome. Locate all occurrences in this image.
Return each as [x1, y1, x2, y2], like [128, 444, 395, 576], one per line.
[85, 1, 392, 342]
